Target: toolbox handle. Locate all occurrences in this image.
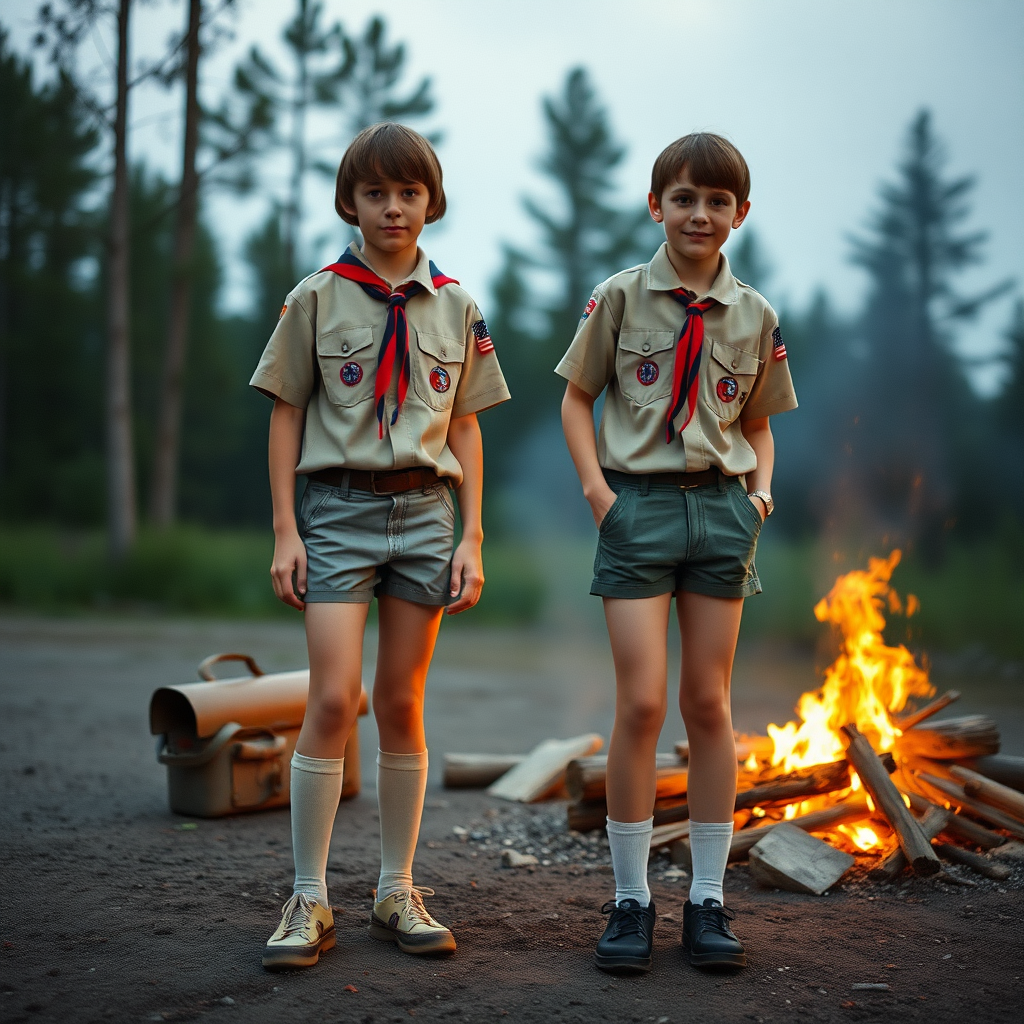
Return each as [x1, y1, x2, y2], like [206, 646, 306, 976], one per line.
[158, 721, 242, 767]
[197, 652, 266, 681]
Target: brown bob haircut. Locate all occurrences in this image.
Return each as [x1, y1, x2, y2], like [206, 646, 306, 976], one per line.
[335, 122, 446, 225]
[650, 133, 750, 207]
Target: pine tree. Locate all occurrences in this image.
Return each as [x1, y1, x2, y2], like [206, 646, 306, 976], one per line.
[846, 110, 1011, 553]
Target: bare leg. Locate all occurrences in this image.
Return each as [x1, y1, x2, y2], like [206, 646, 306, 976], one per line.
[603, 595, 672, 822]
[676, 590, 743, 821]
[297, 602, 370, 758]
[373, 595, 444, 752]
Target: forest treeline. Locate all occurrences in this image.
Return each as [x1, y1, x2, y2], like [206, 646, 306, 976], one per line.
[1, 2, 1022, 569]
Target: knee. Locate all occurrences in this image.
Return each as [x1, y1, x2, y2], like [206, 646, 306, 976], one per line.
[373, 690, 423, 733]
[308, 689, 358, 737]
[679, 691, 731, 734]
[617, 694, 667, 737]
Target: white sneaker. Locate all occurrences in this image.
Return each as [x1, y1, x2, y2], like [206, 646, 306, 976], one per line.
[262, 893, 336, 970]
[368, 886, 456, 955]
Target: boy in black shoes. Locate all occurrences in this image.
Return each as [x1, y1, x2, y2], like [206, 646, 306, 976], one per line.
[557, 133, 798, 972]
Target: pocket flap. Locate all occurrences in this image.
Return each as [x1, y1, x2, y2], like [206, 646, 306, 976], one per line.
[318, 325, 375, 358]
[416, 331, 465, 363]
[618, 329, 676, 356]
[710, 339, 760, 375]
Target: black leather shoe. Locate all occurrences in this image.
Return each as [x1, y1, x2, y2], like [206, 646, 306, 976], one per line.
[682, 898, 746, 968]
[595, 898, 656, 973]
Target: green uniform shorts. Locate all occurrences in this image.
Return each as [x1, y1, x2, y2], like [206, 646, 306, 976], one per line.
[299, 476, 455, 606]
[591, 469, 763, 601]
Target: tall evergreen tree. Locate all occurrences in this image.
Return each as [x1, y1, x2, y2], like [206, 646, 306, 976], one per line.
[845, 110, 1011, 553]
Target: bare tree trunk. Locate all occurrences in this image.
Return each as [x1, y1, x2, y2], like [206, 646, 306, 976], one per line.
[150, 0, 201, 527]
[106, 0, 136, 558]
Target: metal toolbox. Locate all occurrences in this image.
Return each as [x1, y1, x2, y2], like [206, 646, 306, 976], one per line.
[149, 653, 368, 817]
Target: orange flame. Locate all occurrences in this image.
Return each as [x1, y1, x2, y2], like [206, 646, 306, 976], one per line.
[763, 551, 933, 852]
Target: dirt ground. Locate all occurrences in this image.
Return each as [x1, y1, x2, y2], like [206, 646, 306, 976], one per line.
[1, 614, 1022, 1024]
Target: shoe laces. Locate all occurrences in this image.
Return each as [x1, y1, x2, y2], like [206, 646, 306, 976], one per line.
[600, 899, 648, 939]
[693, 900, 736, 935]
[278, 892, 319, 938]
[405, 886, 438, 927]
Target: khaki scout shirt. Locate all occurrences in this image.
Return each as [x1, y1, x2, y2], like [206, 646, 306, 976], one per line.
[555, 244, 797, 477]
[250, 243, 511, 485]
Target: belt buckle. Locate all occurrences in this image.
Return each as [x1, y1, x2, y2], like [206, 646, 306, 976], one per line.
[370, 472, 387, 495]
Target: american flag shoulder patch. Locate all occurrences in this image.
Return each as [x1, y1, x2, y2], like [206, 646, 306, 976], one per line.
[471, 319, 494, 354]
[772, 324, 787, 361]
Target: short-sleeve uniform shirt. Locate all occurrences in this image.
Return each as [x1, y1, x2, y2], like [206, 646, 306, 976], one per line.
[555, 245, 797, 476]
[250, 243, 511, 486]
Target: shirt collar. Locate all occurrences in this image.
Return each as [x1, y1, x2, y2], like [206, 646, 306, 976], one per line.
[348, 241, 437, 295]
[645, 243, 739, 305]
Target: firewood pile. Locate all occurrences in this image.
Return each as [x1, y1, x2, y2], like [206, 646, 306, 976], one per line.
[442, 553, 1024, 894]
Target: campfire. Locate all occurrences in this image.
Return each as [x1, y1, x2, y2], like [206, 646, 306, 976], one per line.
[444, 552, 1024, 892]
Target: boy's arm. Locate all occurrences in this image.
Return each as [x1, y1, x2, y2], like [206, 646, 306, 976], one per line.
[561, 382, 617, 529]
[445, 412, 485, 615]
[740, 415, 774, 521]
[269, 397, 308, 610]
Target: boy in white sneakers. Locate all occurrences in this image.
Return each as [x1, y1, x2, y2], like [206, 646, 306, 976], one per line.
[557, 133, 797, 972]
[250, 123, 510, 969]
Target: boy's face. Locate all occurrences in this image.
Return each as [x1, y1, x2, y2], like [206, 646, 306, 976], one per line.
[648, 172, 750, 266]
[343, 178, 432, 255]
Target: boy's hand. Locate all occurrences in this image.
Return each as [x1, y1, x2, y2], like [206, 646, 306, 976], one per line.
[271, 528, 307, 611]
[446, 538, 484, 614]
[587, 483, 620, 530]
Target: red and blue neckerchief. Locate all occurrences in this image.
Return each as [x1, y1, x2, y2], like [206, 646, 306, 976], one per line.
[320, 252, 459, 438]
[665, 291, 716, 443]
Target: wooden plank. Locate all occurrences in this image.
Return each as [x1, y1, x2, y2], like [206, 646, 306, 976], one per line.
[443, 753, 524, 789]
[748, 823, 855, 895]
[487, 734, 603, 803]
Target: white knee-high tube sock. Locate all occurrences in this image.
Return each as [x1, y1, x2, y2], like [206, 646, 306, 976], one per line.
[376, 749, 429, 901]
[688, 820, 734, 906]
[289, 752, 344, 909]
[606, 817, 654, 907]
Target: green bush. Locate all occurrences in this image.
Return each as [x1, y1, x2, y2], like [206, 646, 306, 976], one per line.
[0, 526, 545, 624]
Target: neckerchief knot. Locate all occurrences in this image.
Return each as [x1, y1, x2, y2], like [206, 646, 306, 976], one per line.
[320, 252, 459, 438]
[665, 289, 716, 443]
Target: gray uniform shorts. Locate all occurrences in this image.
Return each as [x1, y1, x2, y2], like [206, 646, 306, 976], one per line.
[299, 477, 455, 606]
[591, 469, 763, 601]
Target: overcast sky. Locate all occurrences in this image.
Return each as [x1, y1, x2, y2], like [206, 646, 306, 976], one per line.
[6, 0, 1023, 388]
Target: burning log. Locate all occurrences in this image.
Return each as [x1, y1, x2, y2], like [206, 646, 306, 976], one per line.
[488, 734, 603, 803]
[895, 715, 1000, 760]
[842, 723, 940, 876]
[960, 754, 1024, 793]
[950, 764, 1024, 820]
[869, 805, 948, 882]
[893, 690, 960, 730]
[915, 772, 1024, 841]
[675, 734, 773, 763]
[565, 753, 685, 803]
[443, 754, 524, 789]
[932, 842, 1012, 881]
[748, 823, 856, 895]
[903, 789, 1006, 850]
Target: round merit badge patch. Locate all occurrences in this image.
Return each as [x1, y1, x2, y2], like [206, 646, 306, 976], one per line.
[429, 366, 451, 393]
[340, 362, 363, 386]
[637, 361, 659, 386]
[716, 376, 739, 402]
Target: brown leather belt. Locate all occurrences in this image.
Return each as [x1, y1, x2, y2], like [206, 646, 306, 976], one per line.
[604, 467, 722, 490]
[308, 467, 445, 494]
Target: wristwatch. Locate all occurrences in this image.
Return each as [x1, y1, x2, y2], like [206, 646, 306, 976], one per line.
[748, 490, 774, 516]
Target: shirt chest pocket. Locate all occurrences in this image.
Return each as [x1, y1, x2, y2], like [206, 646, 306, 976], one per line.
[413, 331, 466, 412]
[317, 326, 376, 407]
[702, 339, 761, 423]
[616, 329, 676, 406]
